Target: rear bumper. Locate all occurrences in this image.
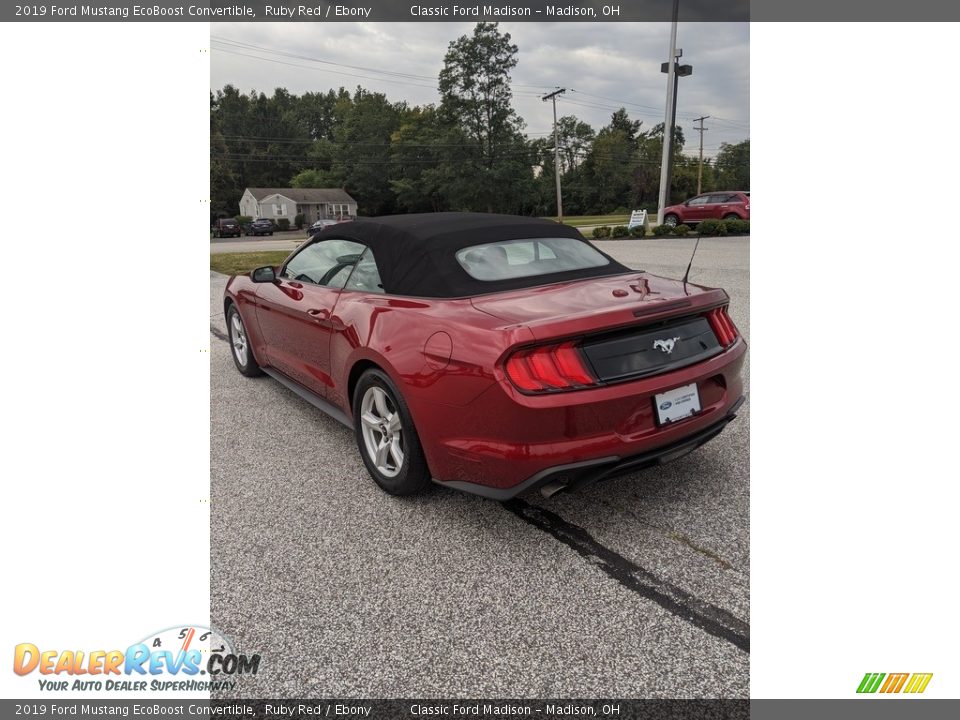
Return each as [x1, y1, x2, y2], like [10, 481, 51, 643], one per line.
[435, 396, 744, 500]
[422, 338, 746, 497]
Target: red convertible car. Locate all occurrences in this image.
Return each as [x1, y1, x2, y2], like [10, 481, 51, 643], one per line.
[223, 213, 746, 499]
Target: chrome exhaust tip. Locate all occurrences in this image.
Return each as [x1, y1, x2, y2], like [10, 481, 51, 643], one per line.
[539, 479, 569, 499]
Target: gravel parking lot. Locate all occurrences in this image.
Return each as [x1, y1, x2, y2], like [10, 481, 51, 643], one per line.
[210, 236, 749, 698]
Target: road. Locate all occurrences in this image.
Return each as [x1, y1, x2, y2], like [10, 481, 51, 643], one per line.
[211, 232, 306, 254]
[210, 237, 749, 698]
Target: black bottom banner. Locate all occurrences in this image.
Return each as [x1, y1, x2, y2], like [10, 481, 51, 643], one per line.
[4, 699, 959, 720]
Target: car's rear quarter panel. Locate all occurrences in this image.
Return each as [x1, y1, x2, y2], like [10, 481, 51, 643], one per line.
[326, 293, 530, 415]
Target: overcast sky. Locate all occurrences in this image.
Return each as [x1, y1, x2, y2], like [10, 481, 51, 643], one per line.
[210, 22, 749, 158]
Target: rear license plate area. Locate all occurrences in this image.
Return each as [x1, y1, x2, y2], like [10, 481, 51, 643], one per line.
[654, 383, 701, 425]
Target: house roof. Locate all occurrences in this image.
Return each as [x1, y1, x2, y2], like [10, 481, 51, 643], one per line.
[246, 187, 356, 204]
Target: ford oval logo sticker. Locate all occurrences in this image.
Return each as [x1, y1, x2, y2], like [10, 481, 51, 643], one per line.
[660, 401, 672, 410]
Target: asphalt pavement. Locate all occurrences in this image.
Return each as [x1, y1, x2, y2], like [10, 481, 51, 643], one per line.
[211, 231, 306, 254]
[210, 236, 750, 698]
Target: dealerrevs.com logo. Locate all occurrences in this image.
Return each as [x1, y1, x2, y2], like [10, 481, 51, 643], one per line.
[13, 625, 260, 692]
[857, 672, 933, 694]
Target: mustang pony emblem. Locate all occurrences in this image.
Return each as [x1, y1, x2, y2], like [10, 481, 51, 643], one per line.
[653, 337, 680, 354]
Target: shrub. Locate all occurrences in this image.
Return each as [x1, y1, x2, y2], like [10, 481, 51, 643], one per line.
[672, 224, 691, 236]
[591, 226, 612, 238]
[611, 225, 629, 238]
[276, 218, 291, 231]
[612, 206, 629, 215]
[652, 223, 673, 237]
[698, 219, 719, 236]
[235, 215, 253, 226]
[715, 220, 729, 236]
[629, 225, 646, 238]
[725, 219, 749, 235]
[294, 213, 305, 230]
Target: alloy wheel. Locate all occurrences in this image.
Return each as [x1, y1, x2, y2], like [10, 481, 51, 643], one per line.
[359, 386, 404, 478]
[230, 312, 248, 366]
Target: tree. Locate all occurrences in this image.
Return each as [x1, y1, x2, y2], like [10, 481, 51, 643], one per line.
[438, 23, 535, 213]
[327, 88, 402, 215]
[606, 108, 642, 142]
[629, 122, 688, 207]
[390, 105, 468, 212]
[555, 116, 595, 174]
[574, 109, 642, 213]
[715, 139, 750, 190]
[210, 102, 240, 218]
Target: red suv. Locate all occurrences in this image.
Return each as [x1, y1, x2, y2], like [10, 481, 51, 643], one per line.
[213, 218, 241, 238]
[662, 191, 749, 227]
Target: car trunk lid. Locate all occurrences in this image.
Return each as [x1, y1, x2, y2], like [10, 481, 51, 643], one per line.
[472, 273, 733, 385]
[470, 272, 727, 340]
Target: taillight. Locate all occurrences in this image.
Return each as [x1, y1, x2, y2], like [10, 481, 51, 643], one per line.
[505, 341, 597, 393]
[706, 306, 740, 347]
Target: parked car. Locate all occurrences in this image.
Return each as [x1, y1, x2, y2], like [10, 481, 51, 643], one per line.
[306, 218, 340, 238]
[307, 217, 353, 238]
[223, 213, 746, 499]
[662, 191, 750, 227]
[243, 219, 275, 236]
[212, 218, 241, 238]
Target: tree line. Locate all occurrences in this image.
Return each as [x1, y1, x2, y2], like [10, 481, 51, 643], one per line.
[211, 23, 749, 219]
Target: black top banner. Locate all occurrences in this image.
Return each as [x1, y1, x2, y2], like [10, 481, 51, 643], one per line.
[7, 0, 960, 22]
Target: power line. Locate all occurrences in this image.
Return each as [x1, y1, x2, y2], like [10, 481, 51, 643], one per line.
[211, 37, 547, 99]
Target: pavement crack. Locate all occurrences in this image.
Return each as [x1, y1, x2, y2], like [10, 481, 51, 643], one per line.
[597, 497, 739, 572]
[502, 498, 749, 654]
[668, 531, 734, 570]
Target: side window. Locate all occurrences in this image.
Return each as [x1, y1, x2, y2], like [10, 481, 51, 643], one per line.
[344, 248, 385, 294]
[282, 239, 365, 287]
[688, 195, 709, 206]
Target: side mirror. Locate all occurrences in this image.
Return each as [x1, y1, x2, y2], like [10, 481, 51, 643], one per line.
[251, 266, 276, 283]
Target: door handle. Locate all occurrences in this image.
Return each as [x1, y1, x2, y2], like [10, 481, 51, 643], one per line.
[307, 308, 329, 318]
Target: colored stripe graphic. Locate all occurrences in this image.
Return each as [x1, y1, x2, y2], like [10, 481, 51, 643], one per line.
[904, 673, 933, 694]
[857, 673, 885, 693]
[858, 672, 933, 694]
[880, 673, 909, 693]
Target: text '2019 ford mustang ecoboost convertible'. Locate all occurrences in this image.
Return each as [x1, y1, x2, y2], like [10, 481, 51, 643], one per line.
[223, 213, 746, 499]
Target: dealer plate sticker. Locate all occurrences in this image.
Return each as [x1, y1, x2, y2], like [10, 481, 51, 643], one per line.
[654, 383, 701, 424]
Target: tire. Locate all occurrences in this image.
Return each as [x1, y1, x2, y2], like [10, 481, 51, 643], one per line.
[226, 304, 263, 377]
[664, 214, 680, 227]
[353, 369, 431, 496]
[723, 213, 740, 221]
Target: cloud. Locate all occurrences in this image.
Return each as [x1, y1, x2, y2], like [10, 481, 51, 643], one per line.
[211, 21, 749, 157]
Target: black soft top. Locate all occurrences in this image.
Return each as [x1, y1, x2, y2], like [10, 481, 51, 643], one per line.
[307, 212, 631, 298]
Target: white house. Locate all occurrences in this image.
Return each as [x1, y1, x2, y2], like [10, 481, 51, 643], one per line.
[239, 188, 358, 224]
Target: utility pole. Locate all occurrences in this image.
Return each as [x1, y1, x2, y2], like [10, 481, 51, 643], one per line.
[542, 87, 566, 223]
[657, 0, 679, 226]
[694, 115, 709, 195]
